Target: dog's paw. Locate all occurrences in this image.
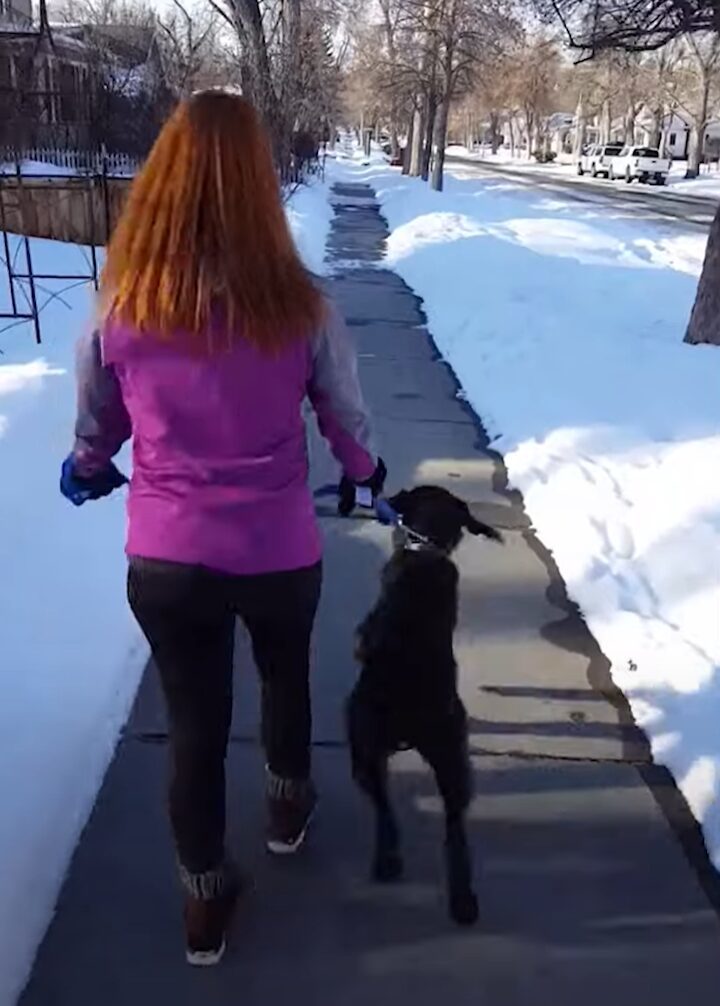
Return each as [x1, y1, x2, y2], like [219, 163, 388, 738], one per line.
[449, 889, 479, 926]
[372, 851, 404, 883]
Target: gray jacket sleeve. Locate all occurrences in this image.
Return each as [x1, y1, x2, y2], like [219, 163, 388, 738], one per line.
[73, 329, 132, 476]
[307, 300, 376, 481]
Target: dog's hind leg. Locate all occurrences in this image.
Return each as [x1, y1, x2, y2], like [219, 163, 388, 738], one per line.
[419, 735, 479, 926]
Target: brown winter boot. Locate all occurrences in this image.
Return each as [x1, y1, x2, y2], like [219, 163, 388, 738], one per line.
[180, 865, 240, 966]
[266, 770, 317, 855]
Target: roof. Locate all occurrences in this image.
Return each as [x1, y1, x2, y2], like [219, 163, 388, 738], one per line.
[53, 21, 158, 66]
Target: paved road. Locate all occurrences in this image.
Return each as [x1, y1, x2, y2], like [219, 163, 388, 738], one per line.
[20, 182, 720, 1006]
[446, 154, 719, 230]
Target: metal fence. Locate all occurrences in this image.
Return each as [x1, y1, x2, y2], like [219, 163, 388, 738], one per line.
[0, 145, 141, 176]
[0, 167, 107, 345]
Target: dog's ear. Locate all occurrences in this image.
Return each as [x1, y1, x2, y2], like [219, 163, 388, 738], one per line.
[463, 507, 503, 542]
[387, 490, 411, 516]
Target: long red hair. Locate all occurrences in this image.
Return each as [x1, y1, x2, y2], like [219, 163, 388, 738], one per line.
[101, 91, 324, 351]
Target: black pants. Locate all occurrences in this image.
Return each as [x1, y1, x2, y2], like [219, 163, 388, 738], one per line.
[128, 558, 322, 876]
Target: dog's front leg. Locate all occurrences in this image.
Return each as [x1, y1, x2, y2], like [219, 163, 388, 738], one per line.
[370, 758, 403, 883]
[352, 753, 403, 883]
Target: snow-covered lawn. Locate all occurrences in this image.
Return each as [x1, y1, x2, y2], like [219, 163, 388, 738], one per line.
[0, 239, 146, 1004]
[0, 182, 327, 1004]
[331, 155, 720, 866]
[667, 164, 720, 198]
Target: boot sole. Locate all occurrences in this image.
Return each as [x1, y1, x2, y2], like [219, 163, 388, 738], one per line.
[186, 939, 226, 967]
[266, 808, 315, 855]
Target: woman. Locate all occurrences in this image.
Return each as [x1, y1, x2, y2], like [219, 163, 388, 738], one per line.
[61, 91, 384, 966]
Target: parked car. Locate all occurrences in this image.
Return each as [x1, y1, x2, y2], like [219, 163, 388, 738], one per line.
[609, 147, 671, 184]
[577, 143, 622, 178]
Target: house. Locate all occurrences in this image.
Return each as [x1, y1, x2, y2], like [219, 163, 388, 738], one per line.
[0, 1, 171, 154]
[633, 111, 690, 159]
[605, 109, 718, 161]
[546, 112, 575, 155]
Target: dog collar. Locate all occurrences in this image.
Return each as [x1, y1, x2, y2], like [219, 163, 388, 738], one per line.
[375, 499, 447, 555]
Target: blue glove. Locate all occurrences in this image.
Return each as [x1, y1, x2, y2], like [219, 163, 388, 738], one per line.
[60, 455, 127, 507]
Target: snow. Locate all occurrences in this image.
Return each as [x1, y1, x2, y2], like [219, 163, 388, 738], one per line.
[0, 189, 328, 1003]
[667, 163, 720, 199]
[447, 144, 720, 201]
[285, 175, 334, 275]
[330, 156, 720, 866]
[0, 238, 147, 1005]
[0, 159, 137, 178]
[0, 160, 81, 177]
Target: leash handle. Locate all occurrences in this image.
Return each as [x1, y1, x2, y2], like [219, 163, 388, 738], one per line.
[314, 483, 400, 526]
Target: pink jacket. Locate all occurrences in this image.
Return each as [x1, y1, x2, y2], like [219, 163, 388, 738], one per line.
[73, 301, 375, 575]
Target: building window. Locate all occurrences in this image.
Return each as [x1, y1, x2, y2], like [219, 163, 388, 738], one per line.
[670, 132, 677, 145]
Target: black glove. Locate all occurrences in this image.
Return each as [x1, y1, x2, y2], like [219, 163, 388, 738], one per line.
[338, 458, 387, 517]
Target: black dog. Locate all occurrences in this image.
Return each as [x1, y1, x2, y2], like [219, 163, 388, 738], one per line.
[347, 486, 502, 925]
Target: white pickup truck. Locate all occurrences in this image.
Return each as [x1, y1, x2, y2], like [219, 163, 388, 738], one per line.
[609, 146, 672, 184]
[577, 143, 622, 178]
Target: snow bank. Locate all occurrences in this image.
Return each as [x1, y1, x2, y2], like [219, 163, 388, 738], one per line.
[667, 164, 720, 199]
[286, 175, 334, 275]
[0, 239, 147, 1004]
[0, 160, 81, 177]
[330, 158, 720, 866]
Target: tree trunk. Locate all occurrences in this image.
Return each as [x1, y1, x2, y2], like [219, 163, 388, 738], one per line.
[232, 0, 283, 165]
[685, 204, 720, 345]
[464, 109, 473, 152]
[390, 122, 400, 161]
[421, 91, 437, 181]
[409, 103, 424, 176]
[402, 112, 414, 175]
[430, 94, 450, 192]
[379, 0, 400, 163]
[573, 94, 586, 158]
[686, 75, 709, 178]
[686, 123, 703, 178]
[624, 105, 636, 146]
[648, 106, 663, 149]
[508, 117, 516, 158]
[600, 99, 611, 145]
[525, 109, 537, 157]
[490, 111, 501, 155]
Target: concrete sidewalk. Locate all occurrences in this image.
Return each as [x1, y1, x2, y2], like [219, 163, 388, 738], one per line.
[21, 183, 720, 1005]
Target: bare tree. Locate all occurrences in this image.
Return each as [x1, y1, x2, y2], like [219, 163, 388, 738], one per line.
[472, 47, 518, 154]
[378, 0, 403, 158]
[156, 0, 229, 98]
[615, 51, 650, 142]
[666, 33, 720, 176]
[546, 0, 720, 56]
[384, 0, 518, 189]
[208, 0, 345, 175]
[509, 34, 561, 156]
[643, 42, 682, 149]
